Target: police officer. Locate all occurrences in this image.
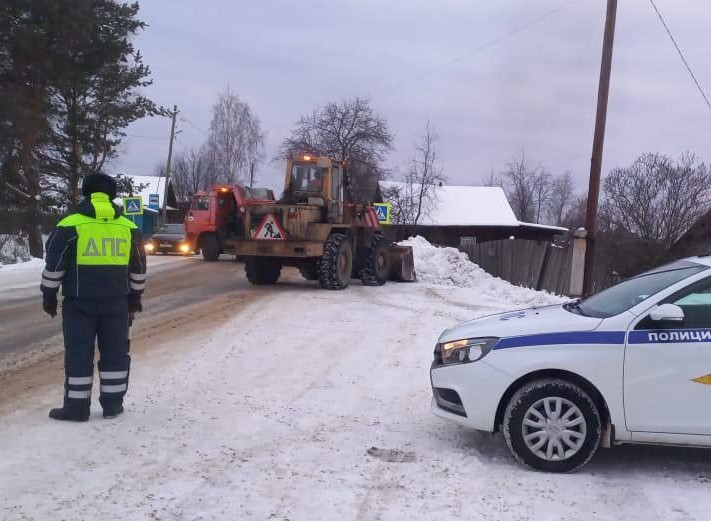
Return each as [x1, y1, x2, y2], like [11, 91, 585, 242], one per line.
[41, 173, 146, 421]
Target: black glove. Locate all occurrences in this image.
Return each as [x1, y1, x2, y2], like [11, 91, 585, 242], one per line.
[43, 293, 58, 318]
[128, 293, 143, 314]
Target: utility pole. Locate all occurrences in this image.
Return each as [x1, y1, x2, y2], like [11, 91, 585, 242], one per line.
[249, 162, 255, 188]
[583, 0, 617, 296]
[161, 104, 179, 226]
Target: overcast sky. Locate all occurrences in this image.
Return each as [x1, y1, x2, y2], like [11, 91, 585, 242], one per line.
[112, 0, 711, 193]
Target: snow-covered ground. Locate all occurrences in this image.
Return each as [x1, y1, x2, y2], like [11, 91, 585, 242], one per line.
[1, 240, 710, 520]
[0, 253, 192, 301]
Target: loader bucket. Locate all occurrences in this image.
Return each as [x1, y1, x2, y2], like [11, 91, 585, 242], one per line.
[388, 245, 416, 282]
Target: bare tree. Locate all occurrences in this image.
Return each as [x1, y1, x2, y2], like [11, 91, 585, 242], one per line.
[502, 154, 552, 223]
[547, 170, 575, 226]
[603, 152, 711, 263]
[380, 181, 412, 227]
[406, 121, 446, 226]
[483, 169, 502, 187]
[171, 147, 214, 202]
[207, 88, 264, 185]
[280, 97, 393, 201]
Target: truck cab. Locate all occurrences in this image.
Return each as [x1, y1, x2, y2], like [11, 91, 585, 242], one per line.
[185, 185, 275, 261]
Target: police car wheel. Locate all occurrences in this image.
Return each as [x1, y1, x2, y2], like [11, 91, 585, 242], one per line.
[503, 379, 601, 473]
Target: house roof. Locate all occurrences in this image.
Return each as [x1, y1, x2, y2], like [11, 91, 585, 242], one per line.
[378, 181, 567, 233]
[111, 174, 177, 210]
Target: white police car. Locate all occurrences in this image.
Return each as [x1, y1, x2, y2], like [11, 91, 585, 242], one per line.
[431, 257, 711, 472]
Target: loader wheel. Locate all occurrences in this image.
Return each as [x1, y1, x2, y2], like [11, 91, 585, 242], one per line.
[361, 234, 391, 286]
[318, 234, 353, 290]
[245, 257, 281, 285]
[201, 234, 220, 262]
[299, 262, 319, 281]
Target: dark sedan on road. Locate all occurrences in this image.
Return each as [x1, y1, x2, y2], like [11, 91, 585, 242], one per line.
[145, 224, 193, 255]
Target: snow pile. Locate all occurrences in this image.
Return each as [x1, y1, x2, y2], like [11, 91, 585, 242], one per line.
[400, 236, 565, 307]
[0, 234, 32, 265]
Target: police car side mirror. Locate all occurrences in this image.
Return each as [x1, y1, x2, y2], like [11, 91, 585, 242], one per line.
[649, 303, 685, 323]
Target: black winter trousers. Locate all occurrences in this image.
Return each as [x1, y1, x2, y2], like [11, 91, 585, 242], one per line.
[62, 297, 130, 410]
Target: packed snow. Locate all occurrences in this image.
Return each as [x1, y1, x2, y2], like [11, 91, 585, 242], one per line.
[1, 248, 709, 520]
[401, 235, 565, 308]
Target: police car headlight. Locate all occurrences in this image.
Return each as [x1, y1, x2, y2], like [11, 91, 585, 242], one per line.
[440, 337, 498, 365]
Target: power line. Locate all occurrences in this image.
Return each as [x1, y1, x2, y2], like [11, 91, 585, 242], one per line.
[648, 0, 711, 114]
[180, 117, 209, 136]
[126, 134, 167, 140]
[371, 0, 581, 98]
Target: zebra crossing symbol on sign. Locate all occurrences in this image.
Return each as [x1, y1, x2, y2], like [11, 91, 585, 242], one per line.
[253, 214, 286, 240]
[373, 203, 391, 224]
[123, 196, 143, 216]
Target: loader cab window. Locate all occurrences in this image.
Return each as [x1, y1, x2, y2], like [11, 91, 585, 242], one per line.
[331, 166, 342, 201]
[291, 164, 327, 193]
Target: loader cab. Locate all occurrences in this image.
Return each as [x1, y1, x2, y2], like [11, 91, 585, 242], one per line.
[285, 156, 344, 222]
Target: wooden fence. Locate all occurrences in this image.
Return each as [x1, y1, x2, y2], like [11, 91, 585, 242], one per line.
[460, 238, 573, 295]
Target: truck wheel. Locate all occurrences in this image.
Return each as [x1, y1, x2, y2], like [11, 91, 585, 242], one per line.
[201, 234, 220, 262]
[299, 262, 319, 281]
[318, 234, 353, 290]
[361, 234, 391, 286]
[245, 257, 281, 285]
[503, 379, 601, 473]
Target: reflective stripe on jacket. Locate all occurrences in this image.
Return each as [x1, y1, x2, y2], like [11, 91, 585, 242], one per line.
[41, 192, 147, 299]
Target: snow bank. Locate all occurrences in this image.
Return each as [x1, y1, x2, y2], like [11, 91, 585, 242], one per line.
[0, 234, 32, 265]
[400, 236, 565, 308]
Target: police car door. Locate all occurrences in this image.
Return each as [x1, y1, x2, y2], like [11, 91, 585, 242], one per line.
[624, 275, 711, 436]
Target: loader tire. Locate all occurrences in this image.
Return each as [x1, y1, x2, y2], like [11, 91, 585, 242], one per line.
[361, 234, 391, 286]
[245, 257, 281, 285]
[318, 234, 352, 290]
[201, 234, 220, 262]
[299, 262, 319, 281]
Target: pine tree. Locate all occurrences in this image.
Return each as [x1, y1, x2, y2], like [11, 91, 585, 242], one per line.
[0, 1, 158, 257]
[42, 0, 159, 207]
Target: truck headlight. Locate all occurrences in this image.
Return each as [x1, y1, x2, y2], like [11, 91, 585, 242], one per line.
[144, 242, 154, 252]
[439, 337, 498, 365]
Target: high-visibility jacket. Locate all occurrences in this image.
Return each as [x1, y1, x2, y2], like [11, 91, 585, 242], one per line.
[41, 192, 147, 299]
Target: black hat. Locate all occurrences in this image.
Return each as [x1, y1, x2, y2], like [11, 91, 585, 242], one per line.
[82, 173, 117, 199]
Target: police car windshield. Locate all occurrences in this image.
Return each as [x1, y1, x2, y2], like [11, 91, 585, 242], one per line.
[577, 260, 707, 318]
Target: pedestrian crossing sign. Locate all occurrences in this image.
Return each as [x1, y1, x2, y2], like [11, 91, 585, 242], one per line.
[253, 214, 286, 240]
[123, 196, 143, 216]
[373, 203, 391, 224]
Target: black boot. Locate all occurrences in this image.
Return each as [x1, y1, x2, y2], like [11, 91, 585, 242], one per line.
[49, 398, 90, 422]
[102, 404, 124, 419]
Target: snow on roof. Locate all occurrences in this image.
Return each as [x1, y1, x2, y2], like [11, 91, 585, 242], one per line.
[111, 174, 176, 210]
[379, 181, 567, 233]
[380, 181, 519, 227]
[123, 175, 169, 207]
[519, 221, 569, 233]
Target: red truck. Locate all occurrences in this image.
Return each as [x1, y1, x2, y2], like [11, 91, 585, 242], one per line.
[184, 185, 276, 261]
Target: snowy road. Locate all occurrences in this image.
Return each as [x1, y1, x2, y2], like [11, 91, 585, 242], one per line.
[0, 254, 249, 366]
[2, 245, 711, 520]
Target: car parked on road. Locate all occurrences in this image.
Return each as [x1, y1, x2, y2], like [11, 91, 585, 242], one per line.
[431, 256, 711, 472]
[145, 224, 193, 255]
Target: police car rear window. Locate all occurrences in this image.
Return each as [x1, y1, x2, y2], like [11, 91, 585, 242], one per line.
[577, 262, 707, 318]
